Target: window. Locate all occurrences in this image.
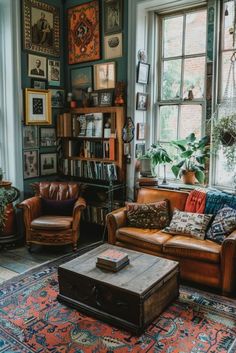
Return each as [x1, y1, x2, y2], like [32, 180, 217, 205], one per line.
[156, 8, 207, 177]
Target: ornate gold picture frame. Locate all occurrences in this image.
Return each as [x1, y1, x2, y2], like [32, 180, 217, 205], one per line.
[25, 88, 52, 125]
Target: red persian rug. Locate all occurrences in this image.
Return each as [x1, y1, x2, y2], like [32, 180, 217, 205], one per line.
[0, 248, 236, 353]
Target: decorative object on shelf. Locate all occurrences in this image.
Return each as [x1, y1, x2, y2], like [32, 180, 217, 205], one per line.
[89, 92, 99, 107]
[71, 66, 93, 100]
[25, 88, 52, 125]
[136, 123, 146, 140]
[137, 62, 150, 85]
[50, 89, 65, 108]
[94, 62, 116, 90]
[31, 79, 47, 90]
[40, 153, 57, 176]
[68, 1, 100, 64]
[122, 117, 135, 143]
[23, 0, 60, 57]
[23, 126, 38, 149]
[104, 33, 123, 59]
[136, 92, 148, 111]
[114, 81, 126, 106]
[171, 133, 210, 185]
[40, 127, 56, 147]
[137, 49, 147, 63]
[48, 60, 60, 86]
[104, 0, 123, 34]
[23, 150, 39, 179]
[99, 91, 113, 106]
[28, 54, 47, 79]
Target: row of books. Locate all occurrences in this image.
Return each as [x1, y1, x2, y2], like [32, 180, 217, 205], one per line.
[96, 249, 129, 272]
[72, 113, 105, 138]
[57, 113, 72, 137]
[68, 138, 115, 160]
[61, 159, 118, 181]
[82, 204, 108, 226]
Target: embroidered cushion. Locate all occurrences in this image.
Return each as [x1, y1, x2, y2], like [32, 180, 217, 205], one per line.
[41, 198, 76, 216]
[206, 205, 236, 244]
[163, 209, 213, 239]
[126, 200, 170, 229]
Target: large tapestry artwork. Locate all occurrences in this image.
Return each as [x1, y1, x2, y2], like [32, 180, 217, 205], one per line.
[68, 0, 101, 64]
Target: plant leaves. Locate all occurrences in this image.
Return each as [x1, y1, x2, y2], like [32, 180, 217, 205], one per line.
[186, 133, 196, 143]
[180, 150, 193, 158]
[171, 165, 180, 178]
[195, 169, 205, 183]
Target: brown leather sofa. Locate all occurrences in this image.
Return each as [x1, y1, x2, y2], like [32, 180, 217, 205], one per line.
[107, 188, 236, 297]
[18, 182, 86, 251]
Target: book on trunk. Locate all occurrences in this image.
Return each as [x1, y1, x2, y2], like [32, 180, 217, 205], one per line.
[97, 249, 129, 268]
[96, 259, 130, 272]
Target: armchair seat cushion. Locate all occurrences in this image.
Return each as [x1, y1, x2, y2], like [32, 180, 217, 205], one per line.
[163, 236, 221, 264]
[116, 227, 173, 252]
[31, 216, 73, 230]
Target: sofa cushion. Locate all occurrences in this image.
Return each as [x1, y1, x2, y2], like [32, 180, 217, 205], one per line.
[126, 200, 170, 229]
[163, 235, 221, 263]
[41, 198, 76, 216]
[206, 205, 236, 244]
[116, 227, 173, 252]
[163, 209, 212, 239]
[31, 216, 73, 230]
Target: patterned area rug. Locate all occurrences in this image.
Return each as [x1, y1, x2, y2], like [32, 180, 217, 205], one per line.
[0, 246, 236, 353]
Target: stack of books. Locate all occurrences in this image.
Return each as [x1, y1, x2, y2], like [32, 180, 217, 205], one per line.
[138, 177, 159, 186]
[96, 249, 129, 272]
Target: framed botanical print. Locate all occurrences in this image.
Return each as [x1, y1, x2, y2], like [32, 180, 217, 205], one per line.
[68, 1, 100, 64]
[94, 62, 116, 90]
[23, 126, 38, 149]
[23, 150, 39, 179]
[40, 153, 57, 176]
[25, 88, 52, 125]
[23, 0, 60, 57]
[48, 60, 60, 86]
[104, 0, 123, 34]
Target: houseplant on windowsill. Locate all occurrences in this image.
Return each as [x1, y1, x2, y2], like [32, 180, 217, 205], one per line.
[171, 133, 210, 185]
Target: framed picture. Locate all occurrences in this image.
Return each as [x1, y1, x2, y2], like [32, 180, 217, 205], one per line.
[94, 62, 116, 90]
[23, 126, 38, 149]
[48, 60, 60, 86]
[71, 67, 93, 100]
[25, 88, 52, 125]
[137, 123, 146, 140]
[40, 127, 56, 147]
[68, 1, 100, 64]
[104, 0, 123, 34]
[137, 62, 150, 85]
[23, 0, 60, 57]
[28, 54, 47, 79]
[104, 33, 122, 59]
[50, 89, 65, 108]
[136, 92, 148, 111]
[23, 150, 39, 179]
[89, 92, 99, 107]
[99, 91, 113, 106]
[40, 153, 57, 175]
[135, 143, 146, 158]
[31, 79, 47, 90]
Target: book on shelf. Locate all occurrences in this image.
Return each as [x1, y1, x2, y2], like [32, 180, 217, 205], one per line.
[97, 249, 129, 269]
[72, 113, 103, 138]
[96, 260, 130, 272]
[57, 113, 72, 137]
[67, 159, 118, 181]
[138, 177, 159, 186]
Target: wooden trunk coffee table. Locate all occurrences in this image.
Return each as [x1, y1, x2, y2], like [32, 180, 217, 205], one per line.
[57, 244, 179, 334]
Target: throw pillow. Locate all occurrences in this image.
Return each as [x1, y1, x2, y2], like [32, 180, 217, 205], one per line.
[41, 198, 76, 216]
[206, 205, 236, 244]
[126, 200, 170, 229]
[163, 209, 212, 239]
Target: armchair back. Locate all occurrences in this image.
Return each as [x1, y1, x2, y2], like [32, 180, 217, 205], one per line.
[31, 182, 80, 200]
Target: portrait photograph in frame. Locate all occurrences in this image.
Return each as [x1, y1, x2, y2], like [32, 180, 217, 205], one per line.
[23, 0, 60, 57]
[25, 88, 52, 125]
[71, 66, 93, 100]
[68, 1, 100, 64]
[40, 127, 56, 147]
[94, 62, 116, 90]
[48, 60, 60, 86]
[104, 33, 123, 59]
[136, 92, 148, 111]
[28, 54, 47, 79]
[104, 0, 123, 34]
[50, 89, 65, 108]
[23, 125, 38, 149]
[137, 123, 146, 140]
[137, 62, 150, 85]
[99, 91, 113, 106]
[40, 153, 57, 176]
[23, 150, 39, 179]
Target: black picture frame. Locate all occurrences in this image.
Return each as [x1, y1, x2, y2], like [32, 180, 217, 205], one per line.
[89, 92, 99, 107]
[137, 62, 150, 85]
[31, 79, 47, 90]
[136, 92, 148, 111]
[99, 91, 113, 106]
[40, 127, 57, 147]
[104, 0, 123, 35]
[40, 152, 57, 176]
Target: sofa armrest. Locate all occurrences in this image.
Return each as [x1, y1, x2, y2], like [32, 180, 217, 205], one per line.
[17, 196, 42, 229]
[72, 197, 86, 230]
[106, 207, 127, 244]
[221, 230, 236, 296]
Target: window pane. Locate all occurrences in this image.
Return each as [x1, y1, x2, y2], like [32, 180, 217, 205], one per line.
[159, 106, 178, 141]
[183, 57, 205, 99]
[162, 59, 181, 100]
[221, 51, 236, 99]
[163, 16, 183, 58]
[223, 1, 236, 50]
[215, 149, 235, 187]
[185, 10, 207, 55]
[179, 105, 202, 139]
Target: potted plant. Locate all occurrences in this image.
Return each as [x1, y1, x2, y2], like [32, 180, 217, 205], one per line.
[0, 188, 10, 233]
[171, 133, 210, 184]
[213, 115, 236, 170]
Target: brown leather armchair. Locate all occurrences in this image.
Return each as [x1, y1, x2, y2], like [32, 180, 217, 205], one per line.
[17, 182, 86, 251]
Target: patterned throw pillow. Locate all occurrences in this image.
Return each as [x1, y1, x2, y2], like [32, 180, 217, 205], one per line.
[126, 200, 170, 229]
[163, 209, 213, 239]
[206, 205, 236, 244]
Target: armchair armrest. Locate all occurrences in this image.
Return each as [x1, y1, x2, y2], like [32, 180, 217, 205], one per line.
[221, 230, 236, 296]
[72, 197, 86, 230]
[17, 196, 42, 230]
[106, 207, 127, 244]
